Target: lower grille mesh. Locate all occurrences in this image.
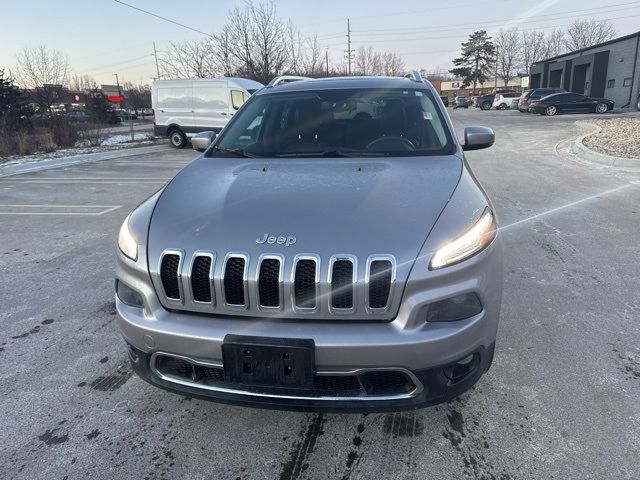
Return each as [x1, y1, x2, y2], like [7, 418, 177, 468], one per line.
[258, 258, 281, 307]
[331, 260, 354, 309]
[224, 257, 246, 306]
[191, 256, 212, 303]
[369, 260, 393, 309]
[294, 260, 317, 309]
[160, 254, 181, 300]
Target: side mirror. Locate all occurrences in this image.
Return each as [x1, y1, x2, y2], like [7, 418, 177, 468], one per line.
[191, 131, 216, 152]
[462, 126, 494, 151]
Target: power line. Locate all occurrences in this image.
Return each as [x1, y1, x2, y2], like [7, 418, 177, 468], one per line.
[353, 3, 640, 37]
[351, 12, 640, 45]
[112, 0, 214, 38]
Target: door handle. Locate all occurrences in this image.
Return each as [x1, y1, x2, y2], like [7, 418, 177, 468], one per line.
[221, 112, 228, 116]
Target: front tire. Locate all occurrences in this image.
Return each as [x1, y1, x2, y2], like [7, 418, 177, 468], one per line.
[544, 105, 557, 116]
[168, 128, 187, 148]
[497, 103, 507, 110]
[595, 102, 608, 114]
[481, 101, 491, 110]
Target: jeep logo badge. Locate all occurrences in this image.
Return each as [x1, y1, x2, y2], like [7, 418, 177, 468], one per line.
[256, 233, 297, 247]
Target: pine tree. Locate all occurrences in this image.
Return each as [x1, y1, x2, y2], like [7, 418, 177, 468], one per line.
[0, 69, 32, 130]
[449, 31, 496, 95]
[85, 88, 113, 123]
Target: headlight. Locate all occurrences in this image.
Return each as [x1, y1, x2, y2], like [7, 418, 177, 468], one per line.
[118, 214, 138, 261]
[429, 209, 496, 270]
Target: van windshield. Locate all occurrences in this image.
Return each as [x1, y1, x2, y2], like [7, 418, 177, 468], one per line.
[208, 88, 454, 157]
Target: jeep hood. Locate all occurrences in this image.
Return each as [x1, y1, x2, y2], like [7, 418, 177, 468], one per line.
[147, 155, 462, 295]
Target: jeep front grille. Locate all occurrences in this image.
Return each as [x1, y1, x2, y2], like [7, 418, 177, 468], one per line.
[258, 257, 282, 308]
[160, 252, 182, 301]
[223, 255, 247, 307]
[155, 250, 396, 318]
[293, 258, 317, 309]
[191, 254, 213, 304]
[330, 257, 355, 310]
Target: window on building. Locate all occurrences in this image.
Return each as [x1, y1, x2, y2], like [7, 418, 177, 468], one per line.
[623, 77, 633, 87]
[607, 79, 615, 88]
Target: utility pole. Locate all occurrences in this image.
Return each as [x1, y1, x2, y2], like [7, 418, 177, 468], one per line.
[494, 46, 499, 91]
[113, 73, 121, 97]
[325, 47, 329, 76]
[345, 19, 354, 76]
[153, 41, 161, 80]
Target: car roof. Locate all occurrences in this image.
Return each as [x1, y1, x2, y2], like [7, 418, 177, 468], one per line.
[254, 76, 435, 95]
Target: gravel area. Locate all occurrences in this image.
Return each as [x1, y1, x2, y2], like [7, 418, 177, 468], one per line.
[582, 118, 640, 159]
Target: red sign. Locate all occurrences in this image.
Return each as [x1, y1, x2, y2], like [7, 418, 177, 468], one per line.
[107, 95, 124, 102]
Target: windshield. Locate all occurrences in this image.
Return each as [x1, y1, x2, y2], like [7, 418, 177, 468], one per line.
[209, 88, 454, 157]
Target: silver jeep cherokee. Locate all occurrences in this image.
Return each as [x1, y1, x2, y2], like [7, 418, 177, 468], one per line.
[115, 74, 502, 411]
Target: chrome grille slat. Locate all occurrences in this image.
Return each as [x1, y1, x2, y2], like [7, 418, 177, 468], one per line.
[329, 255, 357, 313]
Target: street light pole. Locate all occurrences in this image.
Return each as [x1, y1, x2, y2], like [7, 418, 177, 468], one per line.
[325, 47, 329, 76]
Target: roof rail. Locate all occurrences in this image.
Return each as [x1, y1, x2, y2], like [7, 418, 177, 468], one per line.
[267, 75, 312, 87]
[404, 70, 424, 83]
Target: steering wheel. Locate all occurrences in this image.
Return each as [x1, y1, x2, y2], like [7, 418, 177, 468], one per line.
[365, 136, 415, 152]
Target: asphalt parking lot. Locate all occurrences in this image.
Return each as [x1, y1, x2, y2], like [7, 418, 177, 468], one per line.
[1, 108, 639, 480]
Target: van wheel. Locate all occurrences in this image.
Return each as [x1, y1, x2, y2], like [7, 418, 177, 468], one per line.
[168, 129, 187, 148]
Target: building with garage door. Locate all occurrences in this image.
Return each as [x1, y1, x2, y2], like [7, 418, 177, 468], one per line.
[529, 31, 640, 109]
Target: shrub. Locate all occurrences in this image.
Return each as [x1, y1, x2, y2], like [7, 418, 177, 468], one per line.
[78, 123, 108, 147]
[48, 115, 78, 148]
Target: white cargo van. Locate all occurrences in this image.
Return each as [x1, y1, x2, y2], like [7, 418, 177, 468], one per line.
[152, 77, 264, 148]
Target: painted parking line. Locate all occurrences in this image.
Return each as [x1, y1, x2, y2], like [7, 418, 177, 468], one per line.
[0, 204, 122, 216]
[0, 178, 169, 184]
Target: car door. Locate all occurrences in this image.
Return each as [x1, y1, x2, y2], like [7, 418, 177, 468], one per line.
[192, 81, 229, 132]
[555, 93, 582, 112]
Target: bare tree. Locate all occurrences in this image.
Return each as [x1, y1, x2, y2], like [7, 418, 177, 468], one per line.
[380, 52, 405, 76]
[544, 29, 566, 59]
[565, 19, 616, 51]
[69, 73, 98, 91]
[122, 81, 151, 111]
[14, 46, 69, 113]
[520, 30, 547, 70]
[300, 34, 323, 76]
[494, 28, 520, 86]
[213, 26, 237, 77]
[159, 39, 218, 79]
[355, 46, 376, 75]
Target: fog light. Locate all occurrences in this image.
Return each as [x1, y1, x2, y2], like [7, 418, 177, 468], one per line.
[425, 292, 482, 322]
[116, 280, 144, 308]
[443, 353, 480, 383]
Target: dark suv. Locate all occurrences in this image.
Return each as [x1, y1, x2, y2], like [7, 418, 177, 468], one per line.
[518, 88, 565, 112]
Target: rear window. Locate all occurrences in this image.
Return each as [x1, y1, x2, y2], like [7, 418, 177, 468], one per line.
[211, 88, 454, 157]
[503, 93, 520, 98]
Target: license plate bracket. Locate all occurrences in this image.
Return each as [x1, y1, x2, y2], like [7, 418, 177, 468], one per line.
[222, 335, 315, 389]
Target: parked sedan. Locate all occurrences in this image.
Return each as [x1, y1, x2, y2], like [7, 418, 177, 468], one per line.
[518, 88, 565, 112]
[530, 92, 614, 116]
[66, 111, 91, 122]
[453, 95, 470, 109]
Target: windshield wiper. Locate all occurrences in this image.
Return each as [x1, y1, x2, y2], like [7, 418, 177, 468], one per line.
[276, 150, 387, 158]
[213, 147, 256, 158]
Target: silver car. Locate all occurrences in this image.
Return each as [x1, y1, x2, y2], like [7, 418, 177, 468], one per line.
[115, 75, 502, 411]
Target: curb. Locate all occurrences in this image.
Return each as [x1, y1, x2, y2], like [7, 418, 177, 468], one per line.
[0, 144, 169, 178]
[571, 121, 640, 170]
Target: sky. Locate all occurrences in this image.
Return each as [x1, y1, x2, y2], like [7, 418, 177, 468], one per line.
[1, 0, 639, 86]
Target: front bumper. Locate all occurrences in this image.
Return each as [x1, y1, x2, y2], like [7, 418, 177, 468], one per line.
[126, 342, 495, 412]
[115, 233, 502, 411]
